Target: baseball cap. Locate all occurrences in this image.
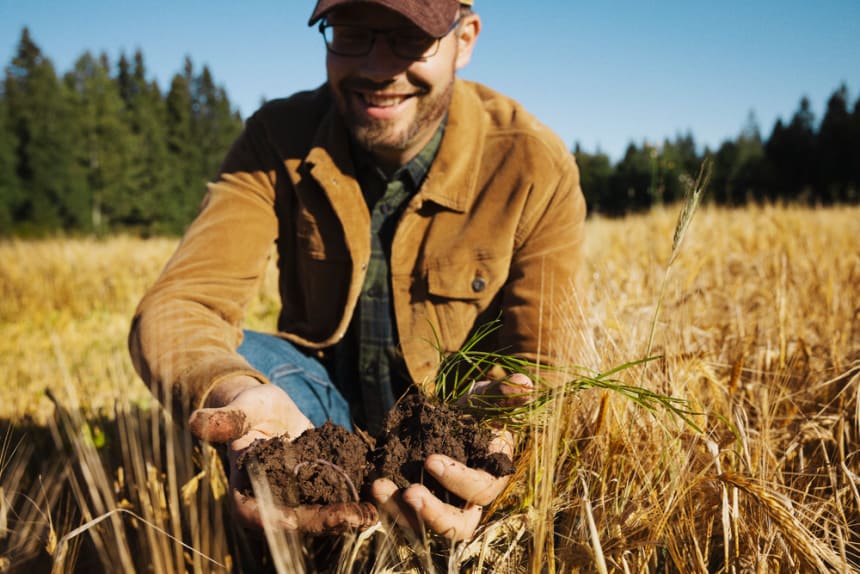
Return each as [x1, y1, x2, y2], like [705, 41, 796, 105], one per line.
[309, 0, 473, 38]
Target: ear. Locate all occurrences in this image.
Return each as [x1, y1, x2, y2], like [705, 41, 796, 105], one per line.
[454, 14, 481, 70]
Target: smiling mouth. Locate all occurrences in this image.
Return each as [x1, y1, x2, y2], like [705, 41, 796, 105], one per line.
[357, 92, 414, 108]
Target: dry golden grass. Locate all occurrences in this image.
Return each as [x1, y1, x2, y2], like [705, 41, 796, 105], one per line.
[0, 236, 280, 423]
[0, 204, 858, 572]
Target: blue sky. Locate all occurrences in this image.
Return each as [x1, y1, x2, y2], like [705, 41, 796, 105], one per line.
[2, 0, 858, 161]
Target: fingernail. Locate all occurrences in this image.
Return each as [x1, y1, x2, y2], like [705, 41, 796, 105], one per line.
[426, 457, 445, 477]
[403, 490, 424, 511]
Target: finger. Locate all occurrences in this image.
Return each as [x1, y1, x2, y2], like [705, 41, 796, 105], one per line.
[233, 490, 378, 535]
[489, 429, 515, 457]
[296, 502, 379, 535]
[371, 478, 421, 532]
[458, 374, 536, 411]
[188, 408, 250, 443]
[505, 373, 534, 388]
[496, 373, 535, 407]
[424, 454, 509, 507]
[372, 479, 423, 533]
[401, 484, 482, 542]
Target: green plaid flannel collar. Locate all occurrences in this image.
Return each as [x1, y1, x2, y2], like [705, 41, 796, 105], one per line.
[350, 115, 447, 189]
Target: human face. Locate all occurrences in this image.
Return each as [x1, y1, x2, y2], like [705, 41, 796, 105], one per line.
[325, 4, 479, 169]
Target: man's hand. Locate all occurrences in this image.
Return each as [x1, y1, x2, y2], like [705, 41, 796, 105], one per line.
[188, 375, 377, 535]
[371, 373, 533, 542]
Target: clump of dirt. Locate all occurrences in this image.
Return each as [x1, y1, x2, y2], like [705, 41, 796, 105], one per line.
[372, 394, 515, 501]
[239, 394, 514, 508]
[237, 420, 374, 506]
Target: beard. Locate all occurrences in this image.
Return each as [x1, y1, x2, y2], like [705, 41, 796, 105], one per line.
[333, 74, 454, 155]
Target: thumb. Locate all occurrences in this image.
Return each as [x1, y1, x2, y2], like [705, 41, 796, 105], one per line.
[188, 407, 250, 443]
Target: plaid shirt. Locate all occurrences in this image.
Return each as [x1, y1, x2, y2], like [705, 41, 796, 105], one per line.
[334, 120, 446, 434]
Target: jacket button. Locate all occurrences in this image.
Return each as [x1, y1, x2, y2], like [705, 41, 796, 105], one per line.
[471, 277, 486, 293]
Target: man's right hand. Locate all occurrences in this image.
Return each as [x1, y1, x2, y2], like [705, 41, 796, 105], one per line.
[188, 375, 378, 535]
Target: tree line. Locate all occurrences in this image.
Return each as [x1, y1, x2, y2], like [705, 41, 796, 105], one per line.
[2, 28, 859, 237]
[576, 86, 860, 216]
[1, 28, 243, 236]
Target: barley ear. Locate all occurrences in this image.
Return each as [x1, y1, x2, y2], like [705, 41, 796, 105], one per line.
[643, 158, 713, 365]
[669, 158, 712, 267]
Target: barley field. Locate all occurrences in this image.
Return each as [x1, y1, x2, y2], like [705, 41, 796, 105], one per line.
[0, 204, 858, 572]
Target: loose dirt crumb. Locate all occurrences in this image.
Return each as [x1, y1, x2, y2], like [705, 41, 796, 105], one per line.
[239, 394, 514, 507]
[237, 421, 374, 506]
[373, 394, 515, 501]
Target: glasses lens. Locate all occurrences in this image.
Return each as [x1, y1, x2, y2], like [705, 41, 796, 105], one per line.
[324, 25, 373, 56]
[321, 24, 441, 59]
[390, 30, 437, 59]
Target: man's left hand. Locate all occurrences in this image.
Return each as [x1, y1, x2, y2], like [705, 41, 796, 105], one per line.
[371, 373, 533, 541]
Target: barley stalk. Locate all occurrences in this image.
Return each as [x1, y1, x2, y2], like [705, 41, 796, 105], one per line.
[718, 472, 847, 573]
[642, 159, 712, 369]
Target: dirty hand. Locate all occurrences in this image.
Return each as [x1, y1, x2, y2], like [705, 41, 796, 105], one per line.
[371, 373, 533, 541]
[189, 375, 377, 535]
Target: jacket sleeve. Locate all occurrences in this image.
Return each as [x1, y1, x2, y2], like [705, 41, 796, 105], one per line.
[497, 151, 587, 384]
[128, 113, 280, 418]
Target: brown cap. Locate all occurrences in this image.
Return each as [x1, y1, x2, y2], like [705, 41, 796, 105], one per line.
[309, 0, 466, 38]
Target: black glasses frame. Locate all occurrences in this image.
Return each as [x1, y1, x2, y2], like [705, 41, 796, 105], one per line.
[319, 17, 462, 60]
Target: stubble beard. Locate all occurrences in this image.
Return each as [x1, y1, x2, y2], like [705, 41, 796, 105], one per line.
[335, 76, 454, 156]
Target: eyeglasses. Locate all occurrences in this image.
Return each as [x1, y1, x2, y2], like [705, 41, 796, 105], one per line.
[319, 18, 461, 60]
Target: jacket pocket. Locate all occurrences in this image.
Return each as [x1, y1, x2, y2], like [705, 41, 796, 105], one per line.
[426, 251, 508, 299]
[424, 252, 508, 351]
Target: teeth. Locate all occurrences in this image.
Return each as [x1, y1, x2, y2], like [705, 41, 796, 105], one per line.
[362, 94, 406, 107]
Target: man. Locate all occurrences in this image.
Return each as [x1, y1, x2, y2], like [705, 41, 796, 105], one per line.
[129, 0, 585, 542]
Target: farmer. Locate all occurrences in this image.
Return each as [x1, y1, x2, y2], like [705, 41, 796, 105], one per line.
[129, 0, 585, 541]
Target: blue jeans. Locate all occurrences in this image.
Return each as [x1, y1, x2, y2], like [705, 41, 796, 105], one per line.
[237, 330, 353, 430]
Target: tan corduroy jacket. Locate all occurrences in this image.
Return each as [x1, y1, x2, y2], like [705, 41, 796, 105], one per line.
[129, 78, 586, 415]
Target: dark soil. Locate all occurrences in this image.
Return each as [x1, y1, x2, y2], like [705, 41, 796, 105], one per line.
[239, 393, 514, 508]
[237, 420, 374, 506]
[372, 394, 515, 501]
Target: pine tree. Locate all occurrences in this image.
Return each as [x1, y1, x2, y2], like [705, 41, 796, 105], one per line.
[765, 97, 816, 203]
[573, 144, 612, 214]
[192, 65, 243, 183]
[853, 97, 860, 198]
[712, 113, 764, 205]
[658, 132, 699, 204]
[733, 114, 765, 203]
[117, 53, 135, 106]
[610, 143, 655, 214]
[5, 28, 88, 233]
[65, 51, 135, 232]
[0, 97, 21, 233]
[164, 61, 198, 232]
[117, 50, 174, 234]
[817, 85, 853, 203]
[712, 139, 740, 205]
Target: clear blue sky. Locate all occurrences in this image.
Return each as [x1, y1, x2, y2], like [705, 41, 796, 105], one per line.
[2, 0, 858, 161]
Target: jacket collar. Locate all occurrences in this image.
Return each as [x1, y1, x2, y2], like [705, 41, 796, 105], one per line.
[416, 78, 486, 213]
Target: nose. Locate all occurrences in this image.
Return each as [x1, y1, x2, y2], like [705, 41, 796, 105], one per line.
[360, 33, 411, 81]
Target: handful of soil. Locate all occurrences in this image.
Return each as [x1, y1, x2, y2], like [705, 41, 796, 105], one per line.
[238, 394, 514, 508]
[237, 421, 374, 507]
[372, 394, 515, 502]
